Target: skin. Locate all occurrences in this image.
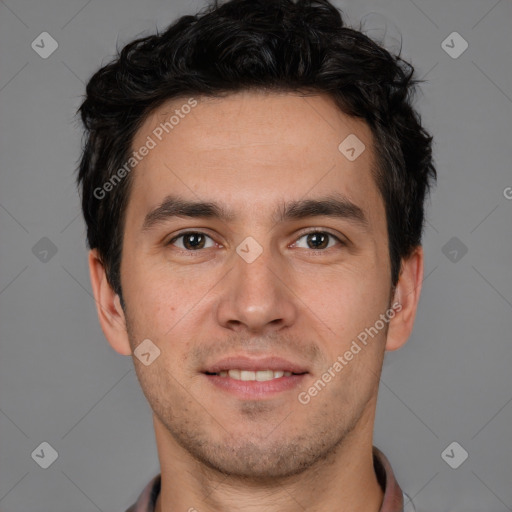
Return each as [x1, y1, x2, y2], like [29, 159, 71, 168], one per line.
[89, 91, 423, 512]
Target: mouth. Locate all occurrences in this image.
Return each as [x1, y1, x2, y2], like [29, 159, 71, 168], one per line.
[205, 369, 302, 381]
[202, 356, 309, 399]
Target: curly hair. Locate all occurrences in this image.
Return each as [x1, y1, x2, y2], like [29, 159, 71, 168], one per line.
[77, 0, 436, 302]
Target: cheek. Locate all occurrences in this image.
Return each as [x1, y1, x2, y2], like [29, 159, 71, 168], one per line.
[298, 265, 390, 350]
[122, 262, 175, 338]
[124, 257, 219, 344]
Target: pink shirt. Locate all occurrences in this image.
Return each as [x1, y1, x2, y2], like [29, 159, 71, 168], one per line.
[126, 446, 406, 512]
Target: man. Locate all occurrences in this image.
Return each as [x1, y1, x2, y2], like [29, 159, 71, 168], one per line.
[77, 0, 436, 510]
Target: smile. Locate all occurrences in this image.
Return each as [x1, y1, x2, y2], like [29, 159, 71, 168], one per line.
[213, 369, 295, 381]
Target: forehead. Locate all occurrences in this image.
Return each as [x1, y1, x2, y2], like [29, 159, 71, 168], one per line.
[128, 91, 383, 226]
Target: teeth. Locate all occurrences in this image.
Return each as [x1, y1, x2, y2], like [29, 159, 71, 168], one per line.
[255, 370, 273, 381]
[240, 370, 255, 381]
[216, 370, 294, 381]
[228, 369, 240, 380]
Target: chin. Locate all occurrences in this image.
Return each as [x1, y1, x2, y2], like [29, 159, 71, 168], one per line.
[182, 431, 343, 481]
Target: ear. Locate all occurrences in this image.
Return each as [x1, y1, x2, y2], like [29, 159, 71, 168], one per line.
[88, 249, 132, 356]
[385, 246, 424, 351]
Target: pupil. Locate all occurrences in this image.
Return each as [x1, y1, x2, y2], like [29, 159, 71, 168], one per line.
[185, 233, 204, 249]
[308, 233, 327, 249]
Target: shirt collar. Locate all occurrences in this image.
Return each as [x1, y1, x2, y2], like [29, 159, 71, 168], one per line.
[126, 446, 404, 512]
[372, 446, 405, 512]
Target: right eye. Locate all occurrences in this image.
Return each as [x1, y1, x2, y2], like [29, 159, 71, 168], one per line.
[167, 231, 216, 251]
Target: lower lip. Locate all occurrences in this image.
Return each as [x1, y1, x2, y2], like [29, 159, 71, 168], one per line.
[204, 373, 307, 399]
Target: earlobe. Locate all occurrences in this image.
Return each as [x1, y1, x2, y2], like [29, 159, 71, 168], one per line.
[88, 249, 132, 356]
[385, 246, 424, 352]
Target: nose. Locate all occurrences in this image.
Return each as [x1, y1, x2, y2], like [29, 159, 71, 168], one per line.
[215, 244, 298, 334]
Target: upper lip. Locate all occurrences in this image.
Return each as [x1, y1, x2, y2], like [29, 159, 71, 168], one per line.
[203, 356, 309, 374]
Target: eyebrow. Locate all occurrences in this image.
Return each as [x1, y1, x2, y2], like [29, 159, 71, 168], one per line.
[277, 196, 368, 228]
[141, 194, 369, 232]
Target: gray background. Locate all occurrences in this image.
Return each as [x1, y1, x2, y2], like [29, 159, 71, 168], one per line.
[0, 0, 511, 510]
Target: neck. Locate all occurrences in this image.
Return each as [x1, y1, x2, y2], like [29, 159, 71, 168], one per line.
[153, 407, 383, 512]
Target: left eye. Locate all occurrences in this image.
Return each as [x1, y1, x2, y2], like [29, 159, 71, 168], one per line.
[293, 231, 341, 250]
[169, 232, 216, 250]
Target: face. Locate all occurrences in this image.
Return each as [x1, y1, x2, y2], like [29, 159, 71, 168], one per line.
[109, 91, 400, 478]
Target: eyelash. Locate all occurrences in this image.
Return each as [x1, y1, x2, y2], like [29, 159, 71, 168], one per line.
[167, 229, 345, 253]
